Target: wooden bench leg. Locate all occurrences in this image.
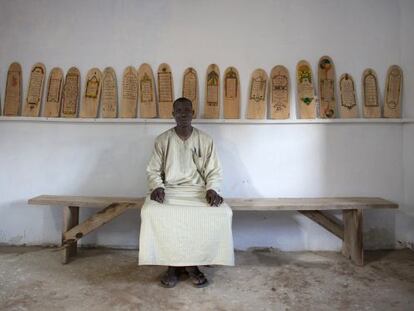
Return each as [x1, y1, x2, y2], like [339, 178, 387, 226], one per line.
[62, 206, 79, 264]
[342, 209, 364, 266]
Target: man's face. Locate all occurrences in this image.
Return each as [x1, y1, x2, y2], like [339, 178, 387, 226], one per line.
[172, 101, 193, 127]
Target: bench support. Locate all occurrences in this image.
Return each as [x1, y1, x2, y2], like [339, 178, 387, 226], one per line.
[61, 203, 135, 264]
[342, 209, 364, 266]
[62, 206, 79, 264]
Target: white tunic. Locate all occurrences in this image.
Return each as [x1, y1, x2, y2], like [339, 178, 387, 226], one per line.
[138, 128, 234, 266]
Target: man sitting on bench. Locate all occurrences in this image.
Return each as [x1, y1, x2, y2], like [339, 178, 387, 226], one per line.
[138, 97, 234, 288]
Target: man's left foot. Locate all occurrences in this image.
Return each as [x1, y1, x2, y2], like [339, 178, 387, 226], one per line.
[185, 266, 209, 288]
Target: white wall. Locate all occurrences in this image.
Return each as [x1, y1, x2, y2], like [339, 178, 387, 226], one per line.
[0, 0, 412, 251]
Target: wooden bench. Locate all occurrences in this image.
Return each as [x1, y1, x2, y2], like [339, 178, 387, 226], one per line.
[28, 195, 398, 266]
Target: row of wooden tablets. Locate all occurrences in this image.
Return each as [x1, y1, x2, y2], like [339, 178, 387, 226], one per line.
[1, 59, 402, 119]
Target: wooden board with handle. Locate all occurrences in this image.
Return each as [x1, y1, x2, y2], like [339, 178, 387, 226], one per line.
[384, 65, 402, 118]
[138, 63, 157, 118]
[182, 67, 199, 118]
[204, 64, 220, 119]
[318, 56, 337, 118]
[246, 68, 267, 119]
[22, 63, 46, 117]
[120, 66, 138, 118]
[223, 66, 240, 119]
[80, 68, 102, 118]
[157, 63, 174, 119]
[362, 68, 380, 118]
[3, 62, 22, 116]
[296, 60, 317, 119]
[60, 67, 81, 118]
[269, 65, 290, 119]
[339, 73, 358, 118]
[43, 67, 64, 117]
[101, 67, 118, 118]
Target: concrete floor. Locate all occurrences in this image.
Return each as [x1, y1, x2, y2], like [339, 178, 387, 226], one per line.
[0, 247, 413, 311]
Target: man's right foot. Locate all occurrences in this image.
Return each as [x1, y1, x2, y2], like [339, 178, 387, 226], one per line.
[160, 267, 179, 288]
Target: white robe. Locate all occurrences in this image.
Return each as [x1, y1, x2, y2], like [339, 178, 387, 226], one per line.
[138, 128, 234, 266]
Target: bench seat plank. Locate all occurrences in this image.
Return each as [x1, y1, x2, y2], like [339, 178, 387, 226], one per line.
[29, 195, 398, 211]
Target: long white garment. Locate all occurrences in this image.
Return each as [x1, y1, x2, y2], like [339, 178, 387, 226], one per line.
[138, 128, 234, 266]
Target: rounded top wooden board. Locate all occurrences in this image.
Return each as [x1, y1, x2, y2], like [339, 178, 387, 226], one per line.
[138, 63, 157, 118]
[182, 67, 199, 118]
[223, 66, 240, 119]
[157, 63, 174, 119]
[23, 62, 46, 117]
[4, 62, 22, 116]
[269, 65, 290, 119]
[296, 60, 316, 119]
[120, 66, 138, 118]
[384, 65, 402, 118]
[204, 64, 220, 119]
[61, 67, 81, 118]
[101, 67, 118, 118]
[80, 68, 102, 118]
[318, 55, 336, 118]
[339, 73, 358, 118]
[43, 67, 64, 117]
[362, 68, 380, 118]
[246, 68, 268, 119]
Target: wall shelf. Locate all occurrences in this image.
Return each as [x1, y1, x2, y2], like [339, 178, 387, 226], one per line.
[0, 116, 413, 125]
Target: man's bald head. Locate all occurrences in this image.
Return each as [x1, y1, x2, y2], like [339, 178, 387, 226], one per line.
[173, 97, 193, 111]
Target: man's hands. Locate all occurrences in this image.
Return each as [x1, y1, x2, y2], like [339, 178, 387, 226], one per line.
[150, 187, 165, 203]
[206, 189, 223, 207]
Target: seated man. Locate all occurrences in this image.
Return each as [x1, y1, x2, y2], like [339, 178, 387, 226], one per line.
[138, 97, 234, 288]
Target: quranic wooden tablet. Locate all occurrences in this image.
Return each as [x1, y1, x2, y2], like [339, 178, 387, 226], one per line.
[384, 65, 403, 118]
[204, 64, 220, 119]
[223, 66, 240, 119]
[120, 66, 138, 118]
[296, 60, 316, 119]
[269, 65, 290, 119]
[182, 67, 199, 118]
[318, 55, 336, 118]
[138, 63, 157, 118]
[157, 63, 174, 119]
[22, 62, 46, 117]
[3, 62, 22, 116]
[80, 68, 102, 118]
[43, 67, 64, 117]
[101, 67, 118, 118]
[362, 68, 380, 118]
[339, 73, 358, 118]
[60, 67, 81, 118]
[246, 68, 267, 119]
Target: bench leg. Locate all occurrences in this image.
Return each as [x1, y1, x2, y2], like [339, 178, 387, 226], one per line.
[342, 209, 364, 266]
[62, 206, 79, 264]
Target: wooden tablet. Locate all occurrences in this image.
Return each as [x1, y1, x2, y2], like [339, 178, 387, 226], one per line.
[362, 68, 380, 118]
[80, 68, 102, 118]
[223, 66, 240, 119]
[339, 73, 358, 118]
[22, 63, 46, 117]
[318, 56, 336, 118]
[3, 62, 22, 116]
[246, 68, 267, 119]
[101, 67, 118, 118]
[269, 65, 290, 119]
[384, 65, 403, 118]
[120, 66, 138, 118]
[182, 67, 199, 117]
[43, 67, 64, 117]
[296, 60, 316, 119]
[138, 63, 157, 118]
[60, 67, 81, 118]
[204, 64, 220, 119]
[157, 63, 174, 118]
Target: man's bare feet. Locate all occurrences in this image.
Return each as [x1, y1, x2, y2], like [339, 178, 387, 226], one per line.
[160, 266, 179, 288]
